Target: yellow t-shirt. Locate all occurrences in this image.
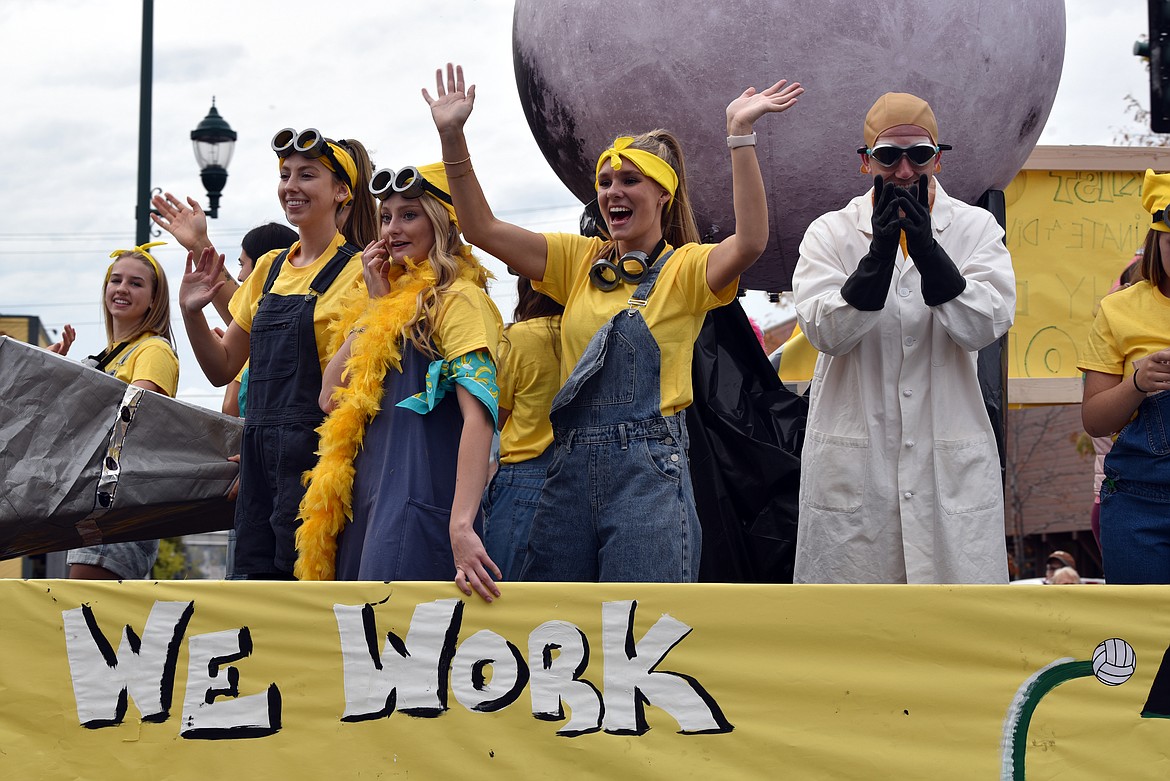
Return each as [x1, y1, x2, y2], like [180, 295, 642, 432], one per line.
[1078, 280, 1170, 378]
[534, 234, 736, 416]
[431, 277, 504, 362]
[228, 232, 364, 376]
[106, 333, 179, 397]
[777, 322, 818, 383]
[498, 316, 562, 463]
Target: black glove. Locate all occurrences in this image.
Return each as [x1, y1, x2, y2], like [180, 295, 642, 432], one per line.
[841, 176, 902, 311]
[898, 175, 966, 306]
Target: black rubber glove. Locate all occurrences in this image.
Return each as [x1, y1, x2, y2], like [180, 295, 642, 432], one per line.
[841, 176, 902, 311]
[898, 175, 966, 306]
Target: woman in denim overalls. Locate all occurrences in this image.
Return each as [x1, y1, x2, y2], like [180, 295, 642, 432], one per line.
[425, 63, 804, 583]
[1081, 169, 1170, 584]
[168, 129, 377, 579]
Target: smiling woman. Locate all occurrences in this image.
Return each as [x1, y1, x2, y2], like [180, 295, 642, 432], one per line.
[424, 62, 804, 583]
[46, 242, 179, 580]
[149, 129, 377, 580]
[296, 163, 504, 602]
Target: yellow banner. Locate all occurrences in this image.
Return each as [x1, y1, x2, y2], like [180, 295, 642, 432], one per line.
[1004, 168, 1148, 379]
[2, 580, 1170, 779]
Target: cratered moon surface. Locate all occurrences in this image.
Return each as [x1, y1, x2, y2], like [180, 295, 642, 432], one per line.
[513, 0, 1065, 290]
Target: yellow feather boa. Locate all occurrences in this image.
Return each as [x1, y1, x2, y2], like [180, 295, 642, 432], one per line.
[294, 264, 437, 580]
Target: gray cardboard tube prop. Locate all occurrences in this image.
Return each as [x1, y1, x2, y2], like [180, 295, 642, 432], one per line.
[0, 337, 243, 559]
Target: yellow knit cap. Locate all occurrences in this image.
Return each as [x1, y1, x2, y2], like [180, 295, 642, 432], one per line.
[1142, 169, 1170, 233]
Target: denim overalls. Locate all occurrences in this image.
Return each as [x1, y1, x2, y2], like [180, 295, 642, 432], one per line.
[482, 446, 555, 580]
[1100, 389, 1170, 584]
[520, 251, 702, 582]
[233, 243, 357, 578]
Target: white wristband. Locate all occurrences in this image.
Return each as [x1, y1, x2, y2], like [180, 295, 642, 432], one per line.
[727, 133, 757, 149]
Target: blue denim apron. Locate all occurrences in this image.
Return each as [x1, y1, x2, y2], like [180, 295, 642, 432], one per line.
[336, 342, 480, 580]
[1100, 390, 1170, 584]
[233, 244, 357, 578]
[520, 251, 702, 582]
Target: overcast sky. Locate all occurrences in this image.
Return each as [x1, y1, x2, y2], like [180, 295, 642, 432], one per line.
[0, 0, 1152, 410]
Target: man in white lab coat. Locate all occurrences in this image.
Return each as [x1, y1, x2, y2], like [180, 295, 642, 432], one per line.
[792, 93, 1016, 583]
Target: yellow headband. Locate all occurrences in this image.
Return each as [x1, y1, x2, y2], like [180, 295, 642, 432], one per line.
[106, 241, 165, 283]
[594, 137, 678, 206]
[319, 141, 359, 205]
[416, 162, 459, 230]
[276, 140, 359, 206]
[1142, 169, 1170, 234]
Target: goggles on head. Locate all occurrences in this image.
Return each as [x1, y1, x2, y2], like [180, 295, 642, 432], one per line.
[370, 166, 453, 206]
[1154, 209, 1170, 229]
[857, 142, 951, 168]
[272, 127, 354, 190]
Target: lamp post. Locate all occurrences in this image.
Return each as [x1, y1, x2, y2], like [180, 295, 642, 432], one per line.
[190, 100, 237, 218]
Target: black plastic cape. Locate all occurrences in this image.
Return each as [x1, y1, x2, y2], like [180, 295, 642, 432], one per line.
[685, 301, 806, 583]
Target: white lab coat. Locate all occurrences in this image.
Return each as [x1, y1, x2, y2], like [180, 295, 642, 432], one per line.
[792, 181, 1016, 584]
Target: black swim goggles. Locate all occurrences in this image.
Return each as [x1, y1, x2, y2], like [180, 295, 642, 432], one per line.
[856, 142, 951, 168]
[369, 167, 453, 206]
[272, 128, 354, 190]
[589, 239, 667, 291]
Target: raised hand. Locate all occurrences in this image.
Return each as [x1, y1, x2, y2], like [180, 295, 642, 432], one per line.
[47, 324, 76, 356]
[726, 78, 804, 135]
[423, 62, 477, 134]
[361, 238, 392, 299]
[897, 174, 935, 256]
[151, 193, 210, 252]
[179, 247, 227, 315]
[870, 176, 903, 257]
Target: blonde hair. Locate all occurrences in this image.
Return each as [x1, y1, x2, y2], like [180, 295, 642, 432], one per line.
[398, 193, 477, 358]
[103, 252, 174, 347]
[334, 137, 379, 248]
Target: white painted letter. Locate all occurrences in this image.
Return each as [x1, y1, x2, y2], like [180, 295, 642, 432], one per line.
[451, 630, 528, 713]
[334, 598, 462, 720]
[62, 601, 193, 727]
[528, 620, 602, 736]
[601, 600, 732, 735]
[180, 628, 281, 739]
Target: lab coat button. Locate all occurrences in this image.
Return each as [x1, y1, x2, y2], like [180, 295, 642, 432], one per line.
[905, 440, 915, 448]
[904, 337, 916, 347]
[903, 491, 913, 499]
[898, 287, 911, 297]
[902, 389, 913, 397]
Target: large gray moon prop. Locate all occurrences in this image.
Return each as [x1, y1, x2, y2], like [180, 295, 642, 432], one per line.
[513, 0, 1065, 291]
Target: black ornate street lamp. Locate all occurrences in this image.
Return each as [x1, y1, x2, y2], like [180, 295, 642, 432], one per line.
[190, 100, 237, 218]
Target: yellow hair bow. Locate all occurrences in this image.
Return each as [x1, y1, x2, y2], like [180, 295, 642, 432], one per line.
[594, 137, 678, 206]
[107, 241, 166, 279]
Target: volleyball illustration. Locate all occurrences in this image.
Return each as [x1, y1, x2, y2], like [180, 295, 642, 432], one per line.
[1092, 638, 1137, 686]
